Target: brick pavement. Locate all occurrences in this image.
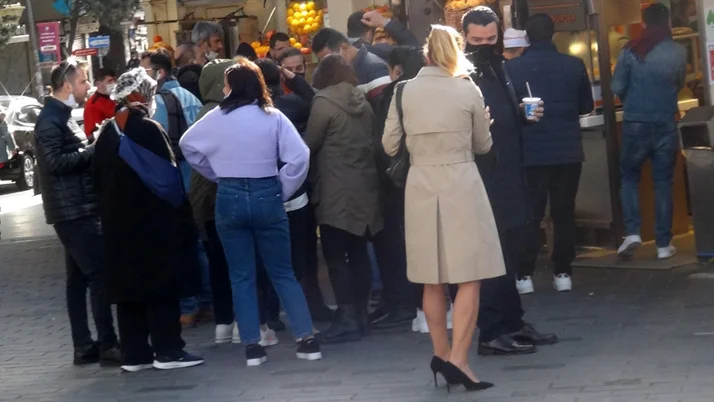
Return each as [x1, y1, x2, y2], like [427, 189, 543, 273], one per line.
[1, 236, 714, 402]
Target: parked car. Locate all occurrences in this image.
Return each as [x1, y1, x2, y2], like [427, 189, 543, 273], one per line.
[0, 96, 41, 190]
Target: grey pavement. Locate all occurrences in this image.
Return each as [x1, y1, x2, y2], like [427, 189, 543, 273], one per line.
[1, 186, 714, 401]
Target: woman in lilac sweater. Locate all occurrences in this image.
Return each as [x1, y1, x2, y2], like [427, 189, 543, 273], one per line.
[179, 58, 321, 367]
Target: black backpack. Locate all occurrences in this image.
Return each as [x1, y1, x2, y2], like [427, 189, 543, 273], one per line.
[156, 89, 188, 161]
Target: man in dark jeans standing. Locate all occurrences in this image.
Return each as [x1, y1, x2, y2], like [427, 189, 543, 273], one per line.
[612, 3, 686, 261]
[34, 61, 120, 366]
[507, 14, 594, 294]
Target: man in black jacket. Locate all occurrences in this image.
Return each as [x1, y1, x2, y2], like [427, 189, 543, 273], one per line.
[507, 14, 594, 294]
[34, 61, 120, 366]
[347, 9, 420, 62]
[462, 6, 558, 356]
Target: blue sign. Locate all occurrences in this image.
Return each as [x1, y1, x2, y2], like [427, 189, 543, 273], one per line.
[88, 36, 111, 49]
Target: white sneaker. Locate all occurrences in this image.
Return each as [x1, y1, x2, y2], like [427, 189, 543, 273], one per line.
[215, 323, 234, 344]
[446, 304, 453, 330]
[553, 274, 572, 292]
[657, 245, 677, 260]
[121, 364, 153, 372]
[231, 322, 241, 344]
[617, 235, 642, 257]
[259, 325, 279, 347]
[412, 309, 429, 333]
[516, 276, 534, 294]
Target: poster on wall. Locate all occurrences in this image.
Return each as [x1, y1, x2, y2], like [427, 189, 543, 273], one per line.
[709, 44, 714, 82]
[36, 22, 61, 64]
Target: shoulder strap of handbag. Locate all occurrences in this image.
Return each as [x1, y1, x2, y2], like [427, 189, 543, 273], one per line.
[395, 81, 406, 140]
[115, 108, 130, 132]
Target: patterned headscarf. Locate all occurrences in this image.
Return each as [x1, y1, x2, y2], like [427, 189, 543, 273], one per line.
[112, 68, 157, 104]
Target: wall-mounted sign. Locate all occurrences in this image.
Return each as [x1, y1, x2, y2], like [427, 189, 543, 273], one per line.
[36, 22, 61, 62]
[528, 0, 588, 31]
[88, 35, 110, 49]
[72, 48, 98, 57]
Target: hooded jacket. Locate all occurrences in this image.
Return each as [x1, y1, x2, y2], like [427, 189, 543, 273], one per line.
[188, 60, 232, 225]
[304, 82, 383, 236]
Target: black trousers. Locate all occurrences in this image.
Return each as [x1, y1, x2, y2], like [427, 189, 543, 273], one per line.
[478, 225, 526, 343]
[519, 164, 582, 277]
[371, 196, 415, 310]
[204, 220, 234, 325]
[116, 300, 185, 365]
[53, 216, 117, 349]
[320, 225, 372, 305]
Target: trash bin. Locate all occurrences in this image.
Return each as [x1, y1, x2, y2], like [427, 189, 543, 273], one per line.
[678, 106, 714, 260]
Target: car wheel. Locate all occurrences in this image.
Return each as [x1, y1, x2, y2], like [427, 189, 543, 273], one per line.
[17, 154, 34, 190]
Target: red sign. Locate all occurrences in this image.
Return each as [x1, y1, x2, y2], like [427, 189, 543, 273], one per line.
[36, 22, 61, 61]
[710, 45, 714, 82]
[72, 48, 98, 57]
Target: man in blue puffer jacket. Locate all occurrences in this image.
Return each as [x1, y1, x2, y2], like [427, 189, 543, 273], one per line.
[506, 13, 594, 293]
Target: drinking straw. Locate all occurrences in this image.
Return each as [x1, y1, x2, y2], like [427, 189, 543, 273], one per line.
[526, 81, 533, 98]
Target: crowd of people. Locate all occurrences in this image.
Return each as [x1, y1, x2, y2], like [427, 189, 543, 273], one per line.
[32, 2, 685, 393]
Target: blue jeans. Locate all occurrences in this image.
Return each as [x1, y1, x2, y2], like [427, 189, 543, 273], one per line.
[620, 121, 679, 248]
[215, 177, 313, 344]
[179, 160, 212, 315]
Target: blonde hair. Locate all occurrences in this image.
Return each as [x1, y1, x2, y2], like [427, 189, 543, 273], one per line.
[424, 25, 473, 77]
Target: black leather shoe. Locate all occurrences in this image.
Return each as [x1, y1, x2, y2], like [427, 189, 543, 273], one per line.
[317, 305, 362, 344]
[371, 307, 416, 329]
[510, 323, 558, 345]
[478, 334, 536, 356]
[99, 345, 122, 367]
[309, 302, 335, 322]
[73, 342, 100, 365]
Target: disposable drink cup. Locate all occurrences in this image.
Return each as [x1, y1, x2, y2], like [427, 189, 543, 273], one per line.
[523, 97, 541, 121]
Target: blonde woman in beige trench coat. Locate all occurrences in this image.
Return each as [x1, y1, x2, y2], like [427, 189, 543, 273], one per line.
[382, 25, 506, 392]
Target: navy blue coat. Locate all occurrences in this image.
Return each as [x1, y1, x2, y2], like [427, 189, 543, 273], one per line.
[506, 42, 594, 166]
[469, 55, 531, 231]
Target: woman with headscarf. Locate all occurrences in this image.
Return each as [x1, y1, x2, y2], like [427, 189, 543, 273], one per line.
[93, 68, 204, 372]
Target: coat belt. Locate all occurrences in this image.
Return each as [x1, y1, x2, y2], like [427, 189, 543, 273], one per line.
[410, 151, 474, 166]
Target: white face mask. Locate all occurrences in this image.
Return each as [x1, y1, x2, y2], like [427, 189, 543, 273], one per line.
[62, 94, 77, 108]
[105, 84, 116, 95]
[206, 50, 219, 61]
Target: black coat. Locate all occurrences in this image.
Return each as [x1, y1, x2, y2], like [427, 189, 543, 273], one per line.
[34, 97, 97, 225]
[469, 55, 531, 231]
[353, 19, 420, 62]
[506, 42, 594, 166]
[93, 108, 200, 303]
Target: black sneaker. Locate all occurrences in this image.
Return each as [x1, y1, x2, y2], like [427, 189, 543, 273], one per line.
[246, 344, 267, 367]
[73, 342, 100, 365]
[152, 351, 204, 370]
[296, 337, 322, 361]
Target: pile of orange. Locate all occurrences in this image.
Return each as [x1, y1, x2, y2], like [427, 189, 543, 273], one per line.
[286, 1, 324, 36]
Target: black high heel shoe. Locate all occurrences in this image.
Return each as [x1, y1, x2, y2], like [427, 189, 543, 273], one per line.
[429, 356, 448, 387]
[442, 362, 494, 393]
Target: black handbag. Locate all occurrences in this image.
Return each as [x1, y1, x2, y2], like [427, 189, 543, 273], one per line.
[386, 81, 409, 188]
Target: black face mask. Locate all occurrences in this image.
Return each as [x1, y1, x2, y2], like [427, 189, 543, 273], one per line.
[296, 72, 306, 79]
[465, 43, 498, 63]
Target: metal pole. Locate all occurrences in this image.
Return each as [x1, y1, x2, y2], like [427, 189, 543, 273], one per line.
[24, 0, 45, 100]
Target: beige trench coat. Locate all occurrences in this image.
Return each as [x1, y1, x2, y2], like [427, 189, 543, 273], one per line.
[383, 66, 506, 284]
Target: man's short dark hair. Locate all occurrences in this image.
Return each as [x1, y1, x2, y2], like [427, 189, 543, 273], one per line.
[277, 47, 303, 64]
[50, 61, 79, 91]
[269, 32, 291, 49]
[312, 28, 349, 54]
[347, 11, 369, 38]
[525, 13, 555, 43]
[255, 58, 282, 87]
[462, 5, 500, 32]
[95, 68, 116, 82]
[150, 50, 173, 73]
[140, 51, 152, 61]
[236, 42, 258, 61]
[643, 3, 670, 28]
